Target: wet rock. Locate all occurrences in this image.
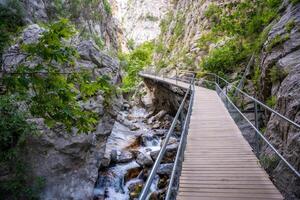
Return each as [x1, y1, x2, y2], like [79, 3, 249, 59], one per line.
[140, 133, 158, 146]
[117, 151, 134, 163]
[157, 163, 174, 176]
[154, 110, 168, 121]
[152, 122, 161, 129]
[151, 143, 178, 163]
[110, 149, 118, 163]
[154, 129, 167, 137]
[116, 115, 140, 131]
[136, 152, 153, 167]
[128, 180, 144, 199]
[124, 167, 142, 183]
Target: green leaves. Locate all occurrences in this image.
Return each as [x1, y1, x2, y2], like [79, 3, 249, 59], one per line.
[3, 19, 113, 134]
[200, 0, 282, 74]
[21, 18, 77, 64]
[0, 0, 25, 56]
[121, 42, 154, 93]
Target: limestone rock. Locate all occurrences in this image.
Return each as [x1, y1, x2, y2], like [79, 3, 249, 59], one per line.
[136, 152, 153, 167]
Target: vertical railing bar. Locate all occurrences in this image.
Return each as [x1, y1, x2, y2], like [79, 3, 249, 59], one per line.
[165, 76, 195, 200]
[215, 83, 300, 178]
[138, 84, 192, 200]
[254, 101, 259, 156]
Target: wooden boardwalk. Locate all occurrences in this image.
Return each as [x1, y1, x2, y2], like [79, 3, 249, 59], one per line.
[140, 74, 283, 200]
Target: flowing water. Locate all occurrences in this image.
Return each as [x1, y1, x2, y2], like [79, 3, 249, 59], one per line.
[94, 106, 166, 200]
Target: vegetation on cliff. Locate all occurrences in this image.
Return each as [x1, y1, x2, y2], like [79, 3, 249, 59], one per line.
[121, 42, 154, 93]
[0, 19, 115, 199]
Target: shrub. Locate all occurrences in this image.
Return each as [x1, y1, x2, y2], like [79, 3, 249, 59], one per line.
[3, 19, 111, 133]
[127, 38, 135, 50]
[266, 34, 290, 52]
[285, 19, 295, 32]
[122, 42, 154, 93]
[103, 0, 112, 14]
[266, 96, 277, 108]
[0, 0, 25, 57]
[0, 95, 45, 199]
[201, 39, 250, 74]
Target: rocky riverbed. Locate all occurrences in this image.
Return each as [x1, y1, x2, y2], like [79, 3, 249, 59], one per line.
[93, 103, 181, 200]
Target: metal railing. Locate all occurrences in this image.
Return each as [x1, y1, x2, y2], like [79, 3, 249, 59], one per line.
[138, 72, 195, 200]
[139, 71, 300, 200]
[174, 72, 300, 178]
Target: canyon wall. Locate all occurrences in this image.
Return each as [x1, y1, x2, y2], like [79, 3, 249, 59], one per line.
[1, 0, 124, 199]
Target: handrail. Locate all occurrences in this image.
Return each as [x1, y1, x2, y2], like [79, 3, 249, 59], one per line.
[139, 71, 300, 200]
[174, 72, 300, 178]
[176, 71, 300, 130]
[138, 73, 195, 200]
[210, 73, 300, 129]
[165, 76, 195, 199]
[215, 83, 300, 178]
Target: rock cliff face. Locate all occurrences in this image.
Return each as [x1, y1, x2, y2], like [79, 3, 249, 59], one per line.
[112, 0, 171, 46]
[2, 23, 123, 200]
[153, 0, 300, 199]
[153, 0, 225, 74]
[1, 1, 125, 199]
[259, 2, 300, 199]
[20, 0, 122, 50]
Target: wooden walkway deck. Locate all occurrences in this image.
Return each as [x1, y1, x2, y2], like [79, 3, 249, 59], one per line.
[140, 74, 283, 200]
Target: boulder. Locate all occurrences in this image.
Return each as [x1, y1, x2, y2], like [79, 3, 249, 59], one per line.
[136, 152, 153, 167]
[157, 163, 174, 176]
[151, 143, 178, 163]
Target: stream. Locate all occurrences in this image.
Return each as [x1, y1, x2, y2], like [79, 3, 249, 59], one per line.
[93, 106, 177, 200]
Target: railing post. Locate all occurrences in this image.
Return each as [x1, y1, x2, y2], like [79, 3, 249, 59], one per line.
[176, 68, 178, 85]
[225, 82, 229, 108]
[180, 109, 184, 132]
[254, 101, 259, 156]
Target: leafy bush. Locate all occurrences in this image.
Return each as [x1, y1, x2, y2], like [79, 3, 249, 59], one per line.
[201, 39, 250, 74]
[285, 19, 296, 32]
[0, 0, 25, 58]
[103, 0, 112, 14]
[266, 34, 290, 52]
[266, 96, 277, 108]
[127, 38, 135, 50]
[3, 19, 112, 133]
[0, 95, 45, 200]
[121, 42, 154, 93]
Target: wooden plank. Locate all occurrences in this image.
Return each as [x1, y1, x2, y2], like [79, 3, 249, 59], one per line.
[140, 75, 283, 200]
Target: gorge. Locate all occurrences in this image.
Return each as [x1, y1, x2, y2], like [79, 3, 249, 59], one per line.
[0, 0, 299, 200]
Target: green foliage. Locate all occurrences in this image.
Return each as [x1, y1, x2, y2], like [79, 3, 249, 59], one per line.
[121, 42, 154, 93]
[198, 0, 281, 74]
[0, 0, 25, 58]
[145, 13, 159, 22]
[269, 66, 286, 83]
[127, 38, 135, 50]
[290, 0, 300, 5]
[197, 32, 219, 51]
[173, 13, 185, 38]
[103, 0, 112, 14]
[0, 95, 45, 199]
[266, 34, 290, 52]
[201, 39, 250, 74]
[204, 3, 222, 26]
[93, 34, 105, 49]
[160, 11, 173, 34]
[285, 19, 295, 32]
[52, 0, 104, 22]
[3, 19, 110, 133]
[0, 96, 33, 163]
[266, 96, 277, 108]
[0, 161, 45, 200]
[260, 155, 279, 171]
[253, 65, 261, 90]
